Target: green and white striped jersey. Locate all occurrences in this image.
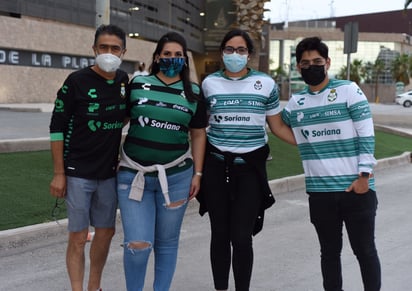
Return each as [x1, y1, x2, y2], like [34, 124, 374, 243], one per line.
[202, 69, 281, 153]
[124, 75, 206, 167]
[282, 79, 376, 192]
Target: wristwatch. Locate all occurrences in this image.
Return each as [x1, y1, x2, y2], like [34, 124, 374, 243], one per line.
[359, 172, 371, 178]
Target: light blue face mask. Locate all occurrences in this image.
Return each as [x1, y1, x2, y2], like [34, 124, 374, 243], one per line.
[159, 58, 185, 78]
[223, 53, 248, 73]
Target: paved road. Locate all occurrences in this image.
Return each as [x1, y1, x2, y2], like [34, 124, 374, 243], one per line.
[0, 163, 411, 291]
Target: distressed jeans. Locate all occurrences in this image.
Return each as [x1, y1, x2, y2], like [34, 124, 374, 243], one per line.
[117, 167, 192, 291]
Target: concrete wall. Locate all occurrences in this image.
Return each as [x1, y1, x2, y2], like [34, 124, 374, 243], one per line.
[360, 84, 397, 104]
[0, 15, 199, 104]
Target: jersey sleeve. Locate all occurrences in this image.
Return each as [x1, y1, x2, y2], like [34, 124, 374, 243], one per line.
[266, 80, 282, 116]
[49, 75, 77, 141]
[346, 82, 377, 172]
[189, 87, 208, 129]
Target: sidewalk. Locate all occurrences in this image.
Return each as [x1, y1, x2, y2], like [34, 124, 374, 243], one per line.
[1, 149, 411, 253]
[1, 160, 412, 291]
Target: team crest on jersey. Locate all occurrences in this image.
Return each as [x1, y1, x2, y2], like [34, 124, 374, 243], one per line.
[210, 98, 217, 108]
[328, 88, 337, 102]
[120, 83, 126, 99]
[254, 80, 262, 90]
[297, 112, 304, 122]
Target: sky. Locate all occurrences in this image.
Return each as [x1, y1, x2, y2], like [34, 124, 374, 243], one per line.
[264, 0, 409, 23]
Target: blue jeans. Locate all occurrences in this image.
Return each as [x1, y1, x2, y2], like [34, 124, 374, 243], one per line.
[308, 190, 381, 291]
[117, 167, 192, 291]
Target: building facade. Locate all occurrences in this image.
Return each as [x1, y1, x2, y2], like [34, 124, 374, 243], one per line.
[268, 9, 412, 101]
[0, 0, 205, 103]
[0, 0, 206, 53]
[2, 1, 410, 104]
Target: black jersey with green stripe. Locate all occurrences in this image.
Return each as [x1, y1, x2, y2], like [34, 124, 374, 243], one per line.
[49, 66, 129, 179]
[123, 75, 206, 166]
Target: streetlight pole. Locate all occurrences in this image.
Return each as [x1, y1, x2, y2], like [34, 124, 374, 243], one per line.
[96, 0, 110, 27]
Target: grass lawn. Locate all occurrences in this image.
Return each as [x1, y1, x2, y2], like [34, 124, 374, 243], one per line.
[266, 130, 412, 180]
[1, 130, 411, 231]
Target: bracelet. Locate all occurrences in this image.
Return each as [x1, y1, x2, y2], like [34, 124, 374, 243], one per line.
[194, 172, 203, 177]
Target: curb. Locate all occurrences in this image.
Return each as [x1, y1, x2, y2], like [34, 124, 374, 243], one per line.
[1, 152, 410, 253]
[374, 124, 412, 138]
[269, 151, 411, 195]
[0, 107, 42, 113]
[0, 104, 53, 113]
[0, 133, 127, 153]
[0, 138, 50, 153]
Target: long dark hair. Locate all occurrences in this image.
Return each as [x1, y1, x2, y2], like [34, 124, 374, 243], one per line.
[150, 32, 199, 102]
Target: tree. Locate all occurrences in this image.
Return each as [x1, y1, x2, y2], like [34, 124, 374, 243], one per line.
[350, 59, 384, 102]
[362, 61, 374, 83]
[234, 0, 270, 70]
[392, 54, 410, 85]
[336, 59, 365, 85]
[372, 59, 385, 102]
[272, 66, 288, 83]
[409, 55, 412, 74]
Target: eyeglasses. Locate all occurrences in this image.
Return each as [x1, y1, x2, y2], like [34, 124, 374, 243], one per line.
[299, 58, 326, 69]
[223, 46, 249, 55]
[51, 198, 65, 224]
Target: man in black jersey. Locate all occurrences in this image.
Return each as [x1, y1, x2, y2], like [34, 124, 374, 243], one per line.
[49, 24, 128, 291]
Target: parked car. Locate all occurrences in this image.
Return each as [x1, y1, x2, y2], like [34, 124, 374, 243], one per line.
[395, 90, 412, 107]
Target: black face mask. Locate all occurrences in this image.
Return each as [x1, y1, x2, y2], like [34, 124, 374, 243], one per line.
[300, 65, 326, 86]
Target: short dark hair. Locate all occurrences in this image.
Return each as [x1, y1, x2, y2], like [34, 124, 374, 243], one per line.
[94, 24, 126, 48]
[295, 37, 328, 63]
[220, 29, 254, 54]
[150, 32, 199, 102]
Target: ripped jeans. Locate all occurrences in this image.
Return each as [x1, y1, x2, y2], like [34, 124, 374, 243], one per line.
[117, 167, 191, 291]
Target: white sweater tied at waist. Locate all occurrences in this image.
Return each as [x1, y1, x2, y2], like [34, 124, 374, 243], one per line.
[118, 146, 192, 205]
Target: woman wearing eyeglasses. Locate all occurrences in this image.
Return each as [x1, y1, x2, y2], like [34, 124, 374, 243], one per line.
[199, 29, 295, 291]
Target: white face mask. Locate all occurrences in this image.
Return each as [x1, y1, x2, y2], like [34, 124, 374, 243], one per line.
[95, 53, 122, 73]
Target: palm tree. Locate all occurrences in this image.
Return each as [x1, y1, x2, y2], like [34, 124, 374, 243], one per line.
[235, 0, 268, 40]
[372, 59, 385, 102]
[234, 0, 269, 70]
[336, 59, 365, 85]
[362, 61, 374, 84]
[360, 60, 385, 102]
[392, 54, 410, 86]
[409, 54, 412, 73]
[272, 66, 288, 83]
